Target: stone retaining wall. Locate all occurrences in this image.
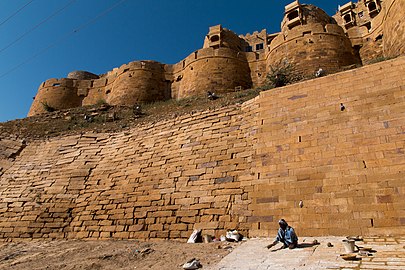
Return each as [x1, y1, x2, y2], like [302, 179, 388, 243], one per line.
[1, 56, 405, 240]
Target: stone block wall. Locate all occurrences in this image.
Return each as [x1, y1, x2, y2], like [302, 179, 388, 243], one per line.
[250, 56, 405, 237]
[266, 23, 361, 76]
[0, 138, 26, 175]
[28, 79, 83, 116]
[0, 102, 259, 240]
[383, 0, 405, 58]
[171, 48, 253, 99]
[4, 55, 405, 241]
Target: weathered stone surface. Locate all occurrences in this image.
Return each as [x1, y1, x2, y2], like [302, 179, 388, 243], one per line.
[1, 56, 405, 241]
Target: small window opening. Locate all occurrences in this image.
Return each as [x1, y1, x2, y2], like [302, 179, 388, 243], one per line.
[288, 10, 299, 21]
[299, 136, 302, 142]
[256, 43, 264, 50]
[182, 60, 185, 68]
[105, 79, 108, 86]
[106, 89, 111, 94]
[194, 51, 198, 59]
[375, 34, 383, 41]
[368, 2, 377, 12]
[53, 83, 61, 87]
[358, 11, 364, 18]
[123, 68, 129, 73]
[245, 46, 253, 52]
[344, 14, 352, 23]
[210, 35, 219, 42]
[90, 81, 94, 87]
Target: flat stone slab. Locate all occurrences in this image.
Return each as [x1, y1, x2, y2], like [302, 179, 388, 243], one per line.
[206, 236, 405, 270]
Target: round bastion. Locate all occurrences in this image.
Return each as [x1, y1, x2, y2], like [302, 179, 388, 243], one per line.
[28, 78, 82, 116]
[107, 60, 171, 106]
[267, 4, 361, 76]
[172, 48, 252, 99]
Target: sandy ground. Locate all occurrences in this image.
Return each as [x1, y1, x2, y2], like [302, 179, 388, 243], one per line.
[1, 237, 405, 270]
[0, 240, 239, 270]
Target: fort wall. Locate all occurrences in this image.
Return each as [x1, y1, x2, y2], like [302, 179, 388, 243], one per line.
[107, 61, 170, 105]
[383, 0, 405, 58]
[266, 23, 360, 76]
[28, 78, 84, 116]
[3, 56, 405, 240]
[171, 48, 252, 99]
[28, 1, 405, 117]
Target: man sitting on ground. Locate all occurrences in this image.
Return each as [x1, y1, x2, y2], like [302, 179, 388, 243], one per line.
[266, 219, 298, 249]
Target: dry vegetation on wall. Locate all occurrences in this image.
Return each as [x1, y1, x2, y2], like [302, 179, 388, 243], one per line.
[0, 89, 260, 139]
[260, 61, 306, 90]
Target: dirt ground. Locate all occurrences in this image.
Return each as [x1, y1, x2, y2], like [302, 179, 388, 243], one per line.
[0, 240, 239, 270]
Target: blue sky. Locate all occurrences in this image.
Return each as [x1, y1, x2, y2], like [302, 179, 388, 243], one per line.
[0, 0, 345, 122]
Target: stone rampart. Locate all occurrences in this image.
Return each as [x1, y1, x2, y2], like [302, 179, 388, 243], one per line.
[383, 0, 405, 58]
[266, 22, 360, 76]
[2, 56, 405, 240]
[107, 61, 170, 106]
[28, 78, 83, 116]
[171, 47, 252, 99]
[250, 55, 405, 237]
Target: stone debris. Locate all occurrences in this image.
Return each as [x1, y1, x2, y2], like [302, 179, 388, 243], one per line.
[182, 258, 202, 270]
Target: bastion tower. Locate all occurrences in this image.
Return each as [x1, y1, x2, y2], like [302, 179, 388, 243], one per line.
[266, 1, 361, 75]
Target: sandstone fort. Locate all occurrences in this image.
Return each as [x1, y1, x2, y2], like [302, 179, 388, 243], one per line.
[0, 0, 404, 241]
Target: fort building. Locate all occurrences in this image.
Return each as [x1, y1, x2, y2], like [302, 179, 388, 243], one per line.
[1, 0, 405, 241]
[28, 0, 405, 116]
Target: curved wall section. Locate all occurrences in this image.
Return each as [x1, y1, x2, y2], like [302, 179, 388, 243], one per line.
[107, 61, 170, 106]
[28, 79, 82, 117]
[267, 23, 360, 76]
[67, 71, 99, 80]
[175, 48, 252, 99]
[383, 0, 405, 58]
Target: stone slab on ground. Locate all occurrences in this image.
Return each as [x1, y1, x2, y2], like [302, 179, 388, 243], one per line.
[207, 237, 405, 270]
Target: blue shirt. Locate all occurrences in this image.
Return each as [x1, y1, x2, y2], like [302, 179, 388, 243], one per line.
[276, 226, 298, 245]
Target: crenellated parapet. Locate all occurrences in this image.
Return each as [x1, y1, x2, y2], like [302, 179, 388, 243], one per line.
[28, 0, 405, 117]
